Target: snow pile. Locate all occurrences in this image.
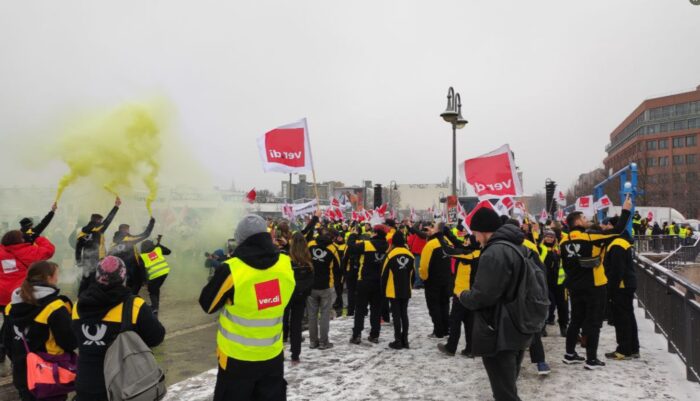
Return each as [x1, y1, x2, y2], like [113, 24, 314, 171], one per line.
[165, 291, 698, 400]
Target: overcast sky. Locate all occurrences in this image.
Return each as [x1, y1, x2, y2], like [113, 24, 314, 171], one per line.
[1, 0, 699, 196]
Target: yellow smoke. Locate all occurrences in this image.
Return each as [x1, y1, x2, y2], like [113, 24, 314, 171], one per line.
[54, 102, 166, 215]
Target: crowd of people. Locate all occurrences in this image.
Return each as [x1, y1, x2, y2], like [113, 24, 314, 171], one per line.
[0, 193, 643, 401]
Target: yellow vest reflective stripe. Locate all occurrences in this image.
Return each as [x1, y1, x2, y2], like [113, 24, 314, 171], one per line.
[139, 247, 170, 280]
[538, 244, 548, 264]
[217, 255, 295, 362]
[557, 262, 566, 285]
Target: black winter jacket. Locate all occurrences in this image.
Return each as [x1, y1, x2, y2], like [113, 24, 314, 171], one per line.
[72, 283, 164, 396]
[459, 225, 533, 356]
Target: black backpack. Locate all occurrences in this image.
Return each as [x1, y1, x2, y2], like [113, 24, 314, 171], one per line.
[494, 241, 550, 335]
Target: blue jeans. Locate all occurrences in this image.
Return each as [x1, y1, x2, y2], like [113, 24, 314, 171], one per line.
[413, 254, 424, 287]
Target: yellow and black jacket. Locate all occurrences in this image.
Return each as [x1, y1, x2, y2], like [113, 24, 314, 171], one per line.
[75, 206, 119, 265]
[346, 233, 389, 284]
[419, 234, 452, 286]
[109, 217, 156, 273]
[308, 238, 340, 290]
[560, 210, 631, 290]
[451, 249, 480, 296]
[381, 247, 415, 299]
[73, 284, 164, 395]
[604, 235, 636, 290]
[3, 286, 76, 392]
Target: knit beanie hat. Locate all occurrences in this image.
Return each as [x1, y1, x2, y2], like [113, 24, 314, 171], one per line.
[96, 256, 127, 286]
[470, 208, 502, 233]
[235, 214, 268, 244]
[19, 218, 33, 230]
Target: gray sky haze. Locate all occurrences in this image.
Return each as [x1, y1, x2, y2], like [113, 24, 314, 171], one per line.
[1, 0, 699, 196]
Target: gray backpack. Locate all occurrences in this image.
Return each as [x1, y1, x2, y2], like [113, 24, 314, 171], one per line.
[104, 296, 167, 401]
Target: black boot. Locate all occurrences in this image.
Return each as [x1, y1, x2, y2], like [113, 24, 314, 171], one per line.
[388, 340, 403, 350]
[401, 333, 410, 349]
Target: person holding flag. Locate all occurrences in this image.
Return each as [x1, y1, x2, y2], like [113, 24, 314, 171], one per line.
[561, 194, 632, 370]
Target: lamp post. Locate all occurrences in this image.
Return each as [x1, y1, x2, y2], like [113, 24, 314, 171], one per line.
[440, 87, 468, 196]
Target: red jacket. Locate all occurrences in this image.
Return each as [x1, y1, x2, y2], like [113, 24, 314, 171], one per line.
[0, 237, 55, 306]
[408, 233, 427, 256]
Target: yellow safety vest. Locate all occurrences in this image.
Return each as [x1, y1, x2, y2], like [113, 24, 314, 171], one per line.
[217, 255, 295, 362]
[139, 247, 170, 281]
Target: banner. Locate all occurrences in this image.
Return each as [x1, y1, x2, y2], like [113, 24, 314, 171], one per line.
[293, 199, 318, 217]
[494, 197, 514, 217]
[556, 190, 567, 207]
[461, 144, 523, 198]
[594, 195, 612, 211]
[556, 209, 564, 221]
[257, 118, 313, 173]
[538, 209, 548, 224]
[575, 195, 594, 217]
[513, 201, 525, 216]
[281, 204, 294, 220]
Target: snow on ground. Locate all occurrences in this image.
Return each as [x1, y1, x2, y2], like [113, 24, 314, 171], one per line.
[165, 290, 698, 400]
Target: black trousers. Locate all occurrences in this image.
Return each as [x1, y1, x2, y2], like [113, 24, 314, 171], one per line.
[381, 299, 391, 322]
[445, 297, 473, 353]
[353, 281, 381, 338]
[566, 286, 606, 361]
[214, 355, 286, 401]
[345, 269, 358, 316]
[332, 280, 344, 313]
[389, 298, 409, 342]
[424, 283, 451, 337]
[529, 332, 545, 363]
[482, 350, 525, 401]
[287, 294, 307, 360]
[548, 285, 569, 329]
[611, 289, 639, 355]
[147, 274, 167, 312]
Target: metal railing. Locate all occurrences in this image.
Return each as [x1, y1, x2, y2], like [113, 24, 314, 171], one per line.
[657, 237, 700, 270]
[634, 254, 700, 382]
[634, 235, 683, 254]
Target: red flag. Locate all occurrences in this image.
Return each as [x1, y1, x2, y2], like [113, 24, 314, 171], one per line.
[647, 211, 654, 222]
[334, 208, 344, 221]
[257, 118, 313, 173]
[377, 203, 387, 216]
[557, 209, 564, 221]
[461, 144, 523, 198]
[331, 197, 340, 208]
[245, 188, 257, 203]
[465, 200, 494, 227]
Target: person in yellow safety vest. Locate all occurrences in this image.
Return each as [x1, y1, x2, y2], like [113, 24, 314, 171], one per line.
[139, 236, 172, 317]
[632, 211, 642, 236]
[436, 232, 480, 357]
[540, 230, 568, 337]
[199, 214, 295, 401]
[667, 222, 678, 236]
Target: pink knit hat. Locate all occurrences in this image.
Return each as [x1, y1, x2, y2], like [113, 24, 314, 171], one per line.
[96, 256, 127, 286]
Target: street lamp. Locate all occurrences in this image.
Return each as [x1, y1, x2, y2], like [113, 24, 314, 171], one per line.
[441, 87, 468, 196]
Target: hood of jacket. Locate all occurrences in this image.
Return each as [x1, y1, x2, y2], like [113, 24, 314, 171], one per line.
[233, 232, 280, 269]
[487, 224, 525, 247]
[8, 284, 60, 326]
[76, 282, 132, 320]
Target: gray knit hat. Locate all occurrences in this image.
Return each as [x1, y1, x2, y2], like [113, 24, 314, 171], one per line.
[235, 214, 268, 244]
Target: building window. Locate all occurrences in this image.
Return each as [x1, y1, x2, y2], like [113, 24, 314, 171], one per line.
[660, 122, 670, 133]
[689, 118, 698, 129]
[659, 156, 669, 166]
[673, 173, 683, 182]
[646, 140, 656, 150]
[673, 137, 685, 148]
[687, 154, 697, 164]
[658, 139, 668, 149]
[674, 120, 687, 131]
[686, 135, 697, 147]
[648, 124, 657, 134]
[673, 155, 684, 165]
[688, 172, 698, 182]
[646, 157, 656, 167]
[647, 175, 657, 184]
